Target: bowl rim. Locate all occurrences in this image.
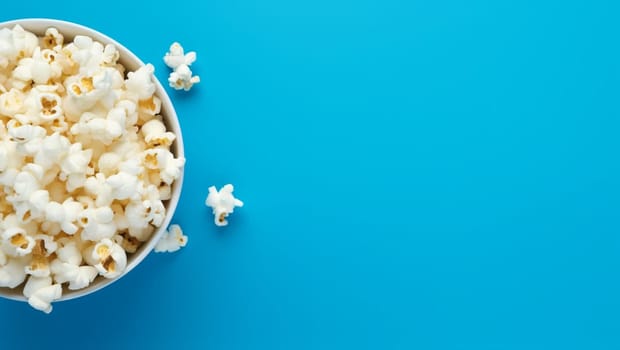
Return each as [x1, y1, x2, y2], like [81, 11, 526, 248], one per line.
[0, 18, 185, 302]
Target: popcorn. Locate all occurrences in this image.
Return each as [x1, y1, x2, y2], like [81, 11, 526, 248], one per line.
[141, 119, 175, 147]
[33, 90, 63, 121]
[154, 224, 187, 253]
[0, 88, 26, 116]
[146, 199, 166, 227]
[0, 25, 38, 69]
[0, 141, 19, 173]
[142, 148, 184, 185]
[125, 64, 156, 100]
[106, 171, 140, 200]
[78, 206, 116, 241]
[56, 241, 81, 265]
[115, 99, 138, 126]
[59, 143, 92, 192]
[0, 256, 28, 288]
[70, 107, 126, 145]
[112, 232, 139, 253]
[2, 227, 35, 256]
[137, 95, 161, 120]
[7, 120, 46, 154]
[0, 26, 185, 313]
[163, 42, 200, 91]
[34, 132, 70, 170]
[6, 163, 50, 223]
[42, 198, 83, 235]
[163, 42, 196, 70]
[88, 238, 127, 279]
[62, 68, 118, 119]
[65, 35, 118, 75]
[24, 235, 57, 277]
[10, 168, 40, 202]
[41, 28, 63, 49]
[107, 131, 144, 160]
[168, 64, 200, 91]
[50, 242, 97, 290]
[12, 47, 63, 84]
[97, 152, 121, 176]
[51, 260, 97, 290]
[84, 173, 112, 206]
[23, 276, 62, 314]
[124, 200, 152, 237]
[102, 44, 119, 66]
[205, 184, 244, 226]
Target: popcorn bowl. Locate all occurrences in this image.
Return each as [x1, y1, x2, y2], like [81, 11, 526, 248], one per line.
[0, 19, 184, 303]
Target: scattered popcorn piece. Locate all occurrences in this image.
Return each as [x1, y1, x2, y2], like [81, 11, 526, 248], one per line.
[154, 224, 187, 253]
[205, 184, 244, 227]
[163, 42, 196, 70]
[163, 42, 200, 91]
[168, 64, 200, 91]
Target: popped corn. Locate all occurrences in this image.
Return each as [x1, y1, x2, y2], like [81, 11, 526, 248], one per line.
[87, 238, 127, 279]
[50, 241, 97, 290]
[205, 184, 243, 227]
[23, 275, 61, 314]
[0, 25, 185, 313]
[163, 42, 196, 70]
[163, 42, 200, 91]
[154, 224, 187, 253]
[168, 64, 200, 91]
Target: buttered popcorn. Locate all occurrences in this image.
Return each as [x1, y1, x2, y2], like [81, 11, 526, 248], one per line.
[0, 25, 185, 313]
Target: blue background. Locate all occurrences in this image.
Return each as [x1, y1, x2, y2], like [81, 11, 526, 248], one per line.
[1, 0, 619, 348]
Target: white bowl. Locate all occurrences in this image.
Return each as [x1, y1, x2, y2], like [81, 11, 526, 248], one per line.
[0, 19, 184, 302]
